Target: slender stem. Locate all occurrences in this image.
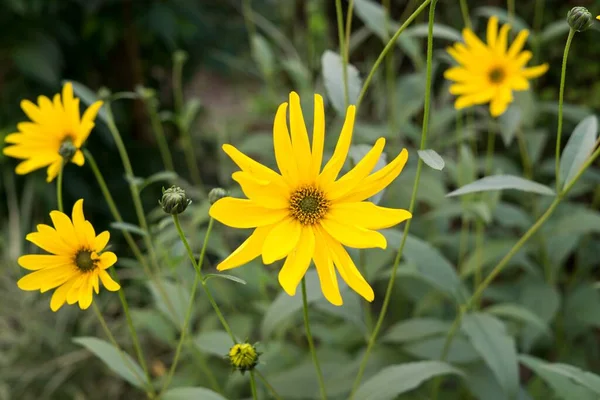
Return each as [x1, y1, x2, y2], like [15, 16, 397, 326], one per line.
[555, 29, 576, 193]
[344, 0, 355, 72]
[91, 302, 153, 398]
[355, 0, 431, 110]
[532, 0, 545, 64]
[335, 0, 349, 107]
[57, 163, 64, 213]
[359, 249, 373, 335]
[302, 278, 327, 400]
[350, 1, 437, 396]
[516, 128, 533, 179]
[143, 98, 175, 172]
[255, 370, 283, 400]
[249, 372, 259, 400]
[459, 0, 471, 29]
[507, 0, 515, 27]
[160, 215, 215, 393]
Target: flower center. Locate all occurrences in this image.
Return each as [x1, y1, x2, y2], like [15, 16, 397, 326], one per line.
[289, 186, 329, 225]
[75, 250, 97, 272]
[59, 137, 77, 161]
[488, 66, 506, 84]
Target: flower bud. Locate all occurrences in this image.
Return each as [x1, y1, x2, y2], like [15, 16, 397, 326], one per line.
[567, 7, 593, 32]
[228, 343, 259, 373]
[159, 186, 191, 215]
[59, 138, 77, 161]
[208, 188, 227, 205]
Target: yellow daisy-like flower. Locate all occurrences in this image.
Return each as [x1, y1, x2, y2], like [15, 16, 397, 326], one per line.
[209, 92, 412, 306]
[17, 199, 120, 311]
[444, 16, 549, 117]
[3, 82, 103, 182]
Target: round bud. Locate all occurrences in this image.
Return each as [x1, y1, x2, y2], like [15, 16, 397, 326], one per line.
[567, 7, 593, 32]
[59, 138, 77, 161]
[208, 188, 227, 205]
[159, 186, 192, 215]
[228, 343, 259, 373]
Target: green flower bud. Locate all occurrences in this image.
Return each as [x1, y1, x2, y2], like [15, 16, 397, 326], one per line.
[228, 343, 260, 374]
[59, 138, 77, 161]
[567, 7, 593, 32]
[208, 188, 227, 205]
[159, 186, 191, 215]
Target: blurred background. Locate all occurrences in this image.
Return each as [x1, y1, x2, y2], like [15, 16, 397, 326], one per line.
[1, 0, 600, 399]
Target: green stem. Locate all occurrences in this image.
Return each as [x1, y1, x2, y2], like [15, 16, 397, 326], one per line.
[555, 29, 576, 193]
[335, 0, 349, 107]
[350, 1, 437, 396]
[92, 302, 154, 398]
[355, 0, 431, 110]
[532, 0, 545, 64]
[359, 249, 373, 335]
[250, 372, 259, 400]
[302, 278, 327, 400]
[57, 163, 64, 213]
[161, 215, 215, 393]
[516, 128, 533, 179]
[143, 97, 175, 172]
[255, 370, 283, 400]
[459, 0, 471, 29]
[344, 0, 355, 72]
[507, 0, 515, 27]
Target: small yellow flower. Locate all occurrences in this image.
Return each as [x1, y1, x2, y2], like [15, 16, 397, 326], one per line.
[444, 17, 549, 117]
[3, 82, 103, 182]
[209, 92, 412, 306]
[228, 343, 259, 373]
[17, 199, 120, 311]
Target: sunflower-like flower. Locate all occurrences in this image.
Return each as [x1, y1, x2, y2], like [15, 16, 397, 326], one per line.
[17, 199, 120, 311]
[444, 16, 549, 117]
[3, 82, 103, 182]
[209, 92, 411, 305]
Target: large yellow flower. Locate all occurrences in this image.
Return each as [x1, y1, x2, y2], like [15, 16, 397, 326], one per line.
[209, 92, 411, 305]
[444, 17, 549, 117]
[17, 199, 120, 311]
[3, 82, 103, 182]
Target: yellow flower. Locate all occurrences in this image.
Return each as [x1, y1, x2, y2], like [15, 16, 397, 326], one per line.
[209, 92, 411, 306]
[228, 343, 259, 373]
[444, 16, 549, 117]
[17, 199, 120, 311]
[3, 82, 103, 182]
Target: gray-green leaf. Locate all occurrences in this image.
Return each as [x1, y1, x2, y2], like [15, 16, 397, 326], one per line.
[558, 115, 598, 190]
[162, 387, 228, 400]
[321, 50, 362, 115]
[447, 175, 555, 197]
[418, 149, 445, 170]
[110, 222, 148, 237]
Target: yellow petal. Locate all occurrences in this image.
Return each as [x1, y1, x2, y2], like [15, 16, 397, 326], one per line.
[98, 251, 117, 270]
[521, 63, 549, 79]
[507, 30, 529, 59]
[46, 159, 63, 183]
[319, 228, 374, 302]
[327, 202, 412, 230]
[91, 272, 99, 294]
[262, 218, 302, 264]
[449, 83, 485, 95]
[495, 24, 511, 55]
[21, 99, 44, 123]
[486, 16, 498, 48]
[320, 218, 387, 249]
[209, 198, 288, 228]
[462, 28, 488, 53]
[99, 270, 121, 291]
[78, 275, 94, 310]
[327, 138, 386, 200]
[273, 102, 299, 181]
[17, 265, 77, 292]
[216, 225, 272, 271]
[510, 76, 530, 91]
[26, 228, 72, 255]
[289, 92, 312, 183]
[278, 226, 315, 297]
[455, 87, 496, 109]
[71, 199, 89, 246]
[222, 144, 288, 189]
[310, 94, 325, 179]
[339, 148, 408, 203]
[232, 171, 289, 209]
[72, 150, 85, 166]
[75, 101, 103, 147]
[318, 105, 356, 186]
[94, 231, 110, 252]
[18, 254, 73, 271]
[514, 51, 533, 67]
[50, 277, 78, 311]
[66, 275, 84, 304]
[312, 229, 342, 306]
[444, 67, 472, 82]
[50, 210, 79, 249]
[12, 154, 59, 175]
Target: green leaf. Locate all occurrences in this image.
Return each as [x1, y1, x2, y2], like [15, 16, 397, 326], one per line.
[519, 278, 561, 351]
[403, 336, 480, 364]
[261, 270, 322, 337]
[498, 105, 521, 146]
[475, 7, 530, 33]
[520, 355, 600, 400]
[67, 80, 109, 124]
[382, 318, 451, 343]
[485, 303, 551, 337]
[559, 115, 598, 190]
[162, 387, 228, 400]
[418, 149, 445, 171]
[204, 273, 247, 285]
[447, 175, 555, 197]
[321, 50, 362, 115]
[194, 331, 235, 358]
[73, 337, 146, 389]
[147, 279, 190, 328]
[110, 222, 148, 237]
[353, 0, 388, 40]
[405, 23, 463, 41]
[180, 98, 202, 131]
[462, 313, 519, 397]
[354, 361, 464, 400]
[539, 20, 570, 44]
[251, 34, 276, 78]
